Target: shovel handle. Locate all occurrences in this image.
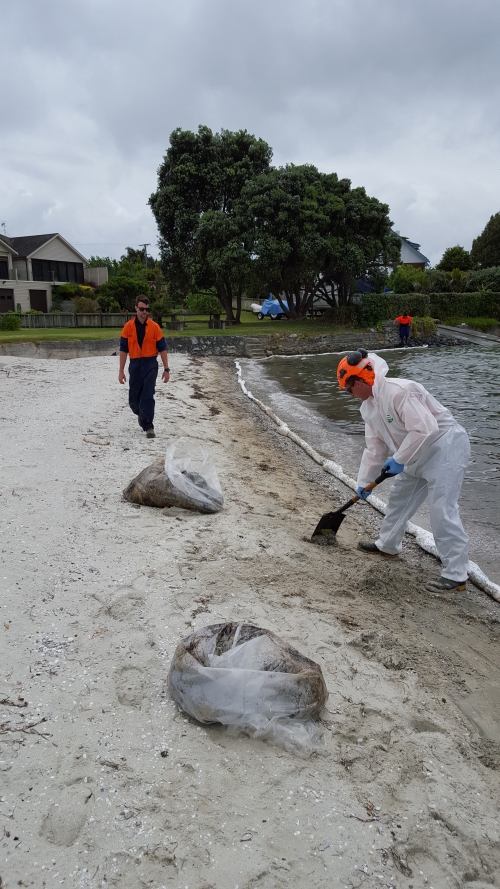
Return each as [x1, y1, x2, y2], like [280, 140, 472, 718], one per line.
[354, 468, 393, 501]
[337, 468, 394, 515]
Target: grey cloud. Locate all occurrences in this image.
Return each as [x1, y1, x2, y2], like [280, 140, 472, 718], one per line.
[2, 0, 500, 261]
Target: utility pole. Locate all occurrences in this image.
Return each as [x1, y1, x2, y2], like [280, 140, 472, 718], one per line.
[139, 243, 151, 267]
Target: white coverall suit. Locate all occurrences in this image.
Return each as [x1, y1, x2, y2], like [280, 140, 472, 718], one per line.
[356, 354, 470, 581]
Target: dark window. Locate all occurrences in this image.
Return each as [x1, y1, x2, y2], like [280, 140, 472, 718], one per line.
[32, 258, 84, 283]
[0, 260, 8, 278]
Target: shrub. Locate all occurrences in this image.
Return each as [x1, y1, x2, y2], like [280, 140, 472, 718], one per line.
[72, 296, 99, 314]
[388, 265, 429, 293]
[466, 266, 500, 292]
[97, 291, 116, 313]
[52, 283, 82, 298]
[1, 312, 22, 331]
[411, 316, 437, 338]
[185, 292, 221, 314]
[97, 277, 149, 311]
[425, 269, 450, 292]
[149, 293, 177, 325]
[52, 283, 96, 310]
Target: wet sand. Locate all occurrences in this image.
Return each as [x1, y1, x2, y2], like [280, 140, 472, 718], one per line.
[1, 353, 499, 889]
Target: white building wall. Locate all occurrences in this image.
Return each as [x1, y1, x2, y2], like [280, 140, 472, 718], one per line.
[0, 281, 52, 312]
[400, 240, 426, 265]
[31, 237, 87, 263]
[84, 266, 108, 286]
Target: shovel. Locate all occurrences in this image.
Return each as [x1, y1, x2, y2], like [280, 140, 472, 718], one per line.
[311, 467, 394, 539]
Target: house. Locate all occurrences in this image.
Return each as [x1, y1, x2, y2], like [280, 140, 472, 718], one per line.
[396, 234, 430, 269]
[0, 233, 91, 313]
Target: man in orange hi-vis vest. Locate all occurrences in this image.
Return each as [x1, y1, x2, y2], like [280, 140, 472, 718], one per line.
[394, 312, 412, 347]
[118, 295, 170, 439]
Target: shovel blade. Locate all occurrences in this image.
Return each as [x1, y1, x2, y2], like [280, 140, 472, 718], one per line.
[311, 511, 345, 538]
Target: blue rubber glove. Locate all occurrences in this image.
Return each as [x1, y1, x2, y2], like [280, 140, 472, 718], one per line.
[357, 486, 371, 500]
[382, 457, 404, 476]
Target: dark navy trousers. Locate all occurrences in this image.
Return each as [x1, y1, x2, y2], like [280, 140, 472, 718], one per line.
[128, 357, 158, 430]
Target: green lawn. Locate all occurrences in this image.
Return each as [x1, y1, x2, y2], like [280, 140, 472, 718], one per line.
[0, 312, 359, 343]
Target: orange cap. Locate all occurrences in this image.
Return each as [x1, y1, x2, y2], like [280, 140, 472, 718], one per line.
[337, 350, 375, 389]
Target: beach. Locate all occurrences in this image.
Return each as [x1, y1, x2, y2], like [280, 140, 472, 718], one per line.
[1, 352, 499, 889]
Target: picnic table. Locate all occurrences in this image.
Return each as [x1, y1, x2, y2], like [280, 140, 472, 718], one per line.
[166, 312, 225, 330]
[208, 313, 225, 329]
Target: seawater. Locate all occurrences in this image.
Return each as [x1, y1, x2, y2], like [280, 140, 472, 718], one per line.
[240, 345, 500, 585]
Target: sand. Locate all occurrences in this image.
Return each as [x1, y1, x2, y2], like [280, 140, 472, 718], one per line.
[0, 352, 499, 889]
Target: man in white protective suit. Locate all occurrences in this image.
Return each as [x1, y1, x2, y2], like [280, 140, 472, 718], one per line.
[336, 349, 470, 593]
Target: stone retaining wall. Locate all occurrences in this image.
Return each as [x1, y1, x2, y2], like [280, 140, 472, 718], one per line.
[2, 324, 464, 362]
[168, 329, 389, 356]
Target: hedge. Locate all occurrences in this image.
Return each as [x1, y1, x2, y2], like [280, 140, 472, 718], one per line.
[359, 292, 500, 325]
[358, 293, 430, 326]
[429, 292, 500, 321]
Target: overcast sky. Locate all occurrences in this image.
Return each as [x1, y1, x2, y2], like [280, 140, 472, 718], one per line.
[2, 0, 499, 265]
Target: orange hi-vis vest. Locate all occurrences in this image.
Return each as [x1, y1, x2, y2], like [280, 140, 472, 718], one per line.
[121, 318, 164, 359]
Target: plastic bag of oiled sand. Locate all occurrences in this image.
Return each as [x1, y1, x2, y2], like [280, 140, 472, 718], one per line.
[123, 439, 223, 513]
[168, 622, 329, 757]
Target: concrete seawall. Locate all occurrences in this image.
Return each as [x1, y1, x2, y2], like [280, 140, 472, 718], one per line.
[0, 331, 385, 360]
[0, 323, 485, 360]
[0, 339, 121, 359]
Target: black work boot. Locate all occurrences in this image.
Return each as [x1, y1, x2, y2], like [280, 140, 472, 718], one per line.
[425, 577, 467, 593]
[358, 540, 398, 558]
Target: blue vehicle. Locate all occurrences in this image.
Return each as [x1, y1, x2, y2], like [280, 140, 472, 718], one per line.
[256, 296, 289, 320]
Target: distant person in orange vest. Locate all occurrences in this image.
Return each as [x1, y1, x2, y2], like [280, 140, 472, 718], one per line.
[118, 295, 170, 439]
[394, 312, 412, 347]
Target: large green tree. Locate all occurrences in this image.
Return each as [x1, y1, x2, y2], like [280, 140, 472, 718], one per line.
[471, 212, 500, 268]
[239, 164, 400, 316]
[436, 245, 472, 272]
[149, 126, 272, 322]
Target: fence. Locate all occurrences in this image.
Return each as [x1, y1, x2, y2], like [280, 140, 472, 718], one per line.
[20, 313, 136, 328]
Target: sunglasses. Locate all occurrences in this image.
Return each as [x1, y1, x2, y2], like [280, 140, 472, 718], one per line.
[137, 307, 150, 312]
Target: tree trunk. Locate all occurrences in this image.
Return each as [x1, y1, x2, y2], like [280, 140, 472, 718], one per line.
[234, 290, 242, 323]
[216, 285, 235, 322]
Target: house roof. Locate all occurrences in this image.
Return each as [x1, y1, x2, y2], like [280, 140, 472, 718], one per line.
[0, 235, 18, 255]
[6, 233, 88, 263]
[396, 233, 430, 266]
[9, 233, 60, 257]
